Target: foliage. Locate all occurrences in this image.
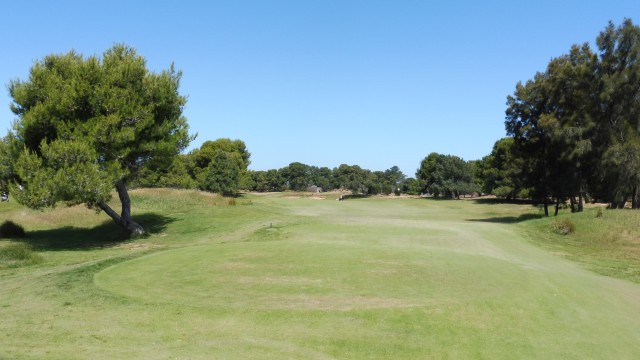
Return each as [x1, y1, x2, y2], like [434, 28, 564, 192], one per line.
[492, 186, 515, 199]
[157, 155, 198, 189]
[247, 169, 286, 192]
[6, 44, 191, 234]
[308, 166, 334, 192]
[505, 19, 640, 214]
[416, 152, 476, 198]
[401, 177, 421, 195]
[333, 164, 371, 195]
[480, 138, 522, 198]
[189, 138, 250, 195]
[0, 220, 26, 239]
[280, 162, 311, 191]
[596, 19, 640, 208]
[200, 150, 242, 196]
[0, 135, 20, 194]
[192, 138, 250, 170]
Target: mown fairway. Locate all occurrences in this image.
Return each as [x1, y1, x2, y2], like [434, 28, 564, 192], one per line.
[2, 190, 640, 359]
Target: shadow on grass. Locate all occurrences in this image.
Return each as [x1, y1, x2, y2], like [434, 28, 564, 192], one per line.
[472, 198, 533, 205]
[466, 213, 544, 224]
[22, 213, 176, 251]
[339, 194, 370, 201]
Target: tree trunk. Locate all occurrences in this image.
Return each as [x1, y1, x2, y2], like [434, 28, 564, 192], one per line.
[619, 195, 628, 209]
[570, 196, 576, 213]
[633, 185, 639, 209]
[543, 198, 549, 217]
[98, 179, 145, 236]
[578, 188, 584, 212]
[554, 197, 560, 216]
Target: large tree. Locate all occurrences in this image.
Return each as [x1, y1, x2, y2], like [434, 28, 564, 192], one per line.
[7, 45, 191, 235]
[417, 152, 475, 198]
[480, 137, 524, 199]
[506, 43, 598, 215]
[505, 20, 640, 213]
[596, 19, 640, 208]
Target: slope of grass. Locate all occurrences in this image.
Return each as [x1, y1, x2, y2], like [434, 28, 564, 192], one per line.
[2, 192, 640, 359]
[519, 207, 640, 283]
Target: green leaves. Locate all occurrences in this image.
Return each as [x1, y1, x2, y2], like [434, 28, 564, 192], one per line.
[12, 139, 117, 209]
[200, 150, 243, 196]
[417, 152, 475, 198]
[6, 44, 191, 214]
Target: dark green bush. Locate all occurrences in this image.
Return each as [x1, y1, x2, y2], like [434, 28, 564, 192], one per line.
[551, 218, 575, 235]
[0, 220, 26, 239]
[492, 186, 514, 199]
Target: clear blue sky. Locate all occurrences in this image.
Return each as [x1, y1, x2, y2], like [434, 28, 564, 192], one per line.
[1, 1, 638, 176]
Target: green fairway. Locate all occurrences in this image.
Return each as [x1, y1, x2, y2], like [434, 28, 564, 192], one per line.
[2, 191, 640, 359]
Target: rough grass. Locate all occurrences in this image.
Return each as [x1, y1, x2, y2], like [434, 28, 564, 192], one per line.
[520, 207, 640, 283]
[550, 217, 575, 235]
[0, 243, 43, 268]
[2, 191, 640, 359]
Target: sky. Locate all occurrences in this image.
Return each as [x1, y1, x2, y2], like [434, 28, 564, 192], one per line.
[1, 1, 639, 176]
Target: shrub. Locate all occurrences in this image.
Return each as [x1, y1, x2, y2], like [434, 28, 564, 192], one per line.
[492, 186, 514, 199]
[596, 208, 604, 218]
[0, 220, 26, 239]
[0, 243, 43, 267]
[551, 218, 575, 235]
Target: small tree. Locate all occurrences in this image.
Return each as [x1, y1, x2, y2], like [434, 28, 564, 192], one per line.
[191, 138, 250, 195]
[7, 45, 191, 235]
[200, 150, 242, 196]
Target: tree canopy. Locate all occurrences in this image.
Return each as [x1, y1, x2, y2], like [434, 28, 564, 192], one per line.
[417, 153, 476, 198]
[190, 138, 250, 196]
[6, 44, 191, 234]
[505, 19, 640, 214]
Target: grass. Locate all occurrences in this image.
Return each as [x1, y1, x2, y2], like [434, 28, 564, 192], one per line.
[519, 206, 640, 283]
[2, 190, 640, 358]
[0, 243, 43, 268]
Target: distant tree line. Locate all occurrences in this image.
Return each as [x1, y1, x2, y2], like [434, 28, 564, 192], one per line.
[246, 163, 418, 195]
[135, 148, 422, 196]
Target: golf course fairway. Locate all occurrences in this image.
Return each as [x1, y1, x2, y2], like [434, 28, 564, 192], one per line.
[2, 191, 640, 359]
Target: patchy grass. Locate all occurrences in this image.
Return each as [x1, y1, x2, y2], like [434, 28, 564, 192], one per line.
[2, 191, 640, 358]
[0, 243, 43, 268]
[520, 208, 640, 283]
[550, 217, 575, 235]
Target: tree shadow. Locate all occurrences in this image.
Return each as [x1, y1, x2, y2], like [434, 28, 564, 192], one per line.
[466, 213, 543, 224]
[338, 194, 370, 201]
[472, 198, 533, 205]
[22, 213, 176, 251]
